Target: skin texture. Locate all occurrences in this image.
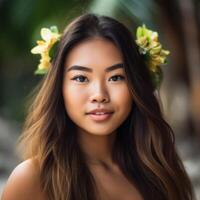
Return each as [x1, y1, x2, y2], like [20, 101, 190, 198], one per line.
[63, 37, 133, 166]
[1, 158, 47, 200]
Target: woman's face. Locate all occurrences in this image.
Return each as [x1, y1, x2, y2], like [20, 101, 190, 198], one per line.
[62, 37, 133, 136]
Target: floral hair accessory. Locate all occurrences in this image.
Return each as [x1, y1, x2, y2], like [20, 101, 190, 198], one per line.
[135, 24, 170, 89]
[31, 26, 61, 74]
[31, 24, 170, 89]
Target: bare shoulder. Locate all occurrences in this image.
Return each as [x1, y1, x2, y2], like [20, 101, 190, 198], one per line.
[1, 158, 47, 200]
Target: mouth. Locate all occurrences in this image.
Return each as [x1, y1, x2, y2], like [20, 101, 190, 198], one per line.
[86, 112, 114, 122]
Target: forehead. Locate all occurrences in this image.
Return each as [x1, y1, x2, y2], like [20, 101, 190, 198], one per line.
[64, 37, 123, 71]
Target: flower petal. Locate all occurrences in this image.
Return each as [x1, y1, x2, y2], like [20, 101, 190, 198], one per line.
[41, 28, 52, 42]
[31, 45, 45, 54]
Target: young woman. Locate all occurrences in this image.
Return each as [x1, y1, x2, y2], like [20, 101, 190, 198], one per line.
[2, 13, 194, 200]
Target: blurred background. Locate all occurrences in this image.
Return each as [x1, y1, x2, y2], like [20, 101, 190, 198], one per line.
[0, 0, 200, 198]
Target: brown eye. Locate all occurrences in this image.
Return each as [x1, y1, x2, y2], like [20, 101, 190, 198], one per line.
[109, 75, 125, 82]
[71, 75, 88, 83]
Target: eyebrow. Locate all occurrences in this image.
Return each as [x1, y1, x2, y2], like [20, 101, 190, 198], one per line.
[65, 63, 124, 73]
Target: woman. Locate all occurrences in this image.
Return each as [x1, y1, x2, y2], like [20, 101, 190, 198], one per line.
[2, 13, 194, 200]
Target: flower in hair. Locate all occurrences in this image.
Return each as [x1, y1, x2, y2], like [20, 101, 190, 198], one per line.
[31, 26, 61, 74]
[31, 24, 170, 89]
[135, 24, 170, 88]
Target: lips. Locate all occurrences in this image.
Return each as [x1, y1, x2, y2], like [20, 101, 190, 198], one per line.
[86, 108, 114, 115]
[86, 108, 114, 122]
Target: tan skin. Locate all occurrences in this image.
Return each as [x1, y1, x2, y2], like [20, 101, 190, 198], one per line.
[2, 38, 143, 200]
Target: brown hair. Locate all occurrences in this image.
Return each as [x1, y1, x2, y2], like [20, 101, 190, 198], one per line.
[17, 13, 194, 200]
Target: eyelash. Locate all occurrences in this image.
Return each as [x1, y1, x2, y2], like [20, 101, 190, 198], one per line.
[71, 75, 125, 83]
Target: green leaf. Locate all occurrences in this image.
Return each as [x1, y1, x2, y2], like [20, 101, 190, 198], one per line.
[136, 27, 143, 38]
[50, 26, 59, 33]
[34, 68, 48, 75]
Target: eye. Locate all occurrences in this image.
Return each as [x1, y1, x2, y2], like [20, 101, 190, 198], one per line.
[109, 75, 125, 82]
[71, 75, 88, 83]
[71, 74, 125, 83]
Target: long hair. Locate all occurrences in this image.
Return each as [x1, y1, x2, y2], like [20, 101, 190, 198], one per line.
[17, 13, 194, 200]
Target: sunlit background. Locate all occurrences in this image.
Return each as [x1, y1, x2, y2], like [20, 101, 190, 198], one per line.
[0, 0, 200, 198]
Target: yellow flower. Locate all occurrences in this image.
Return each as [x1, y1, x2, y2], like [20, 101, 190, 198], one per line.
[135, 24, 170, 88]
[31, 26, 61, 74]
[135, 24, 170, 72]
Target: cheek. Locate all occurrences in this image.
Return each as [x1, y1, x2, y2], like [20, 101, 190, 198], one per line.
[62, 84, 87, 116]
[117, 86, 133, 123]
[110, 85, 133, 108]
[110, 85, 133, 123]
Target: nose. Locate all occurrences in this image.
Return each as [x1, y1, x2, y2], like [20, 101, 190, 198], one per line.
[89, 81, 110, 104]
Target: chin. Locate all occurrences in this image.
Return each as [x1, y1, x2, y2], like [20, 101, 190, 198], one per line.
[79, 127, 117, 136]
[86, 128, 115, 136]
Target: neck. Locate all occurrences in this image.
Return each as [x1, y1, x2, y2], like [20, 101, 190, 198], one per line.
[77, 129, 117, 167]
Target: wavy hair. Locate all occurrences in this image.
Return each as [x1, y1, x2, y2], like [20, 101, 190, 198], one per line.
[17, 13, 194, 200]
